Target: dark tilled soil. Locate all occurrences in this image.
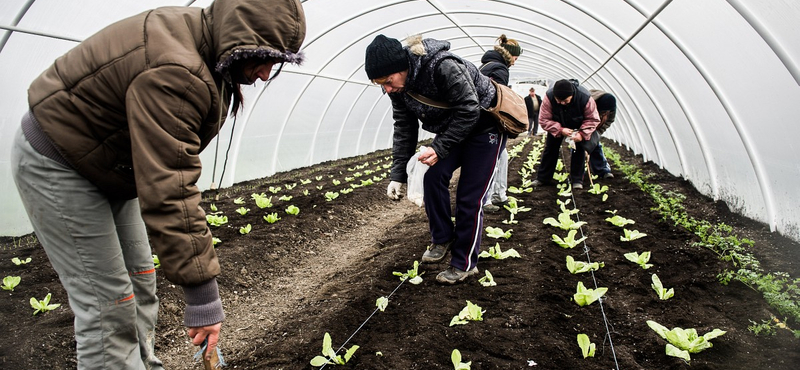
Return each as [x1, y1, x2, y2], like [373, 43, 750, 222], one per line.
[2, 137, 799, 370]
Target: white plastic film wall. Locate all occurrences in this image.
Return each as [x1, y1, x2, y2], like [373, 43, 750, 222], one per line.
[1, 0, 799, 243]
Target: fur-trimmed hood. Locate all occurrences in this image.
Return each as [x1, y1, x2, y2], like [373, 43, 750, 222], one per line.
[210, 0, 307, 81]
[492, 45, 515, 66]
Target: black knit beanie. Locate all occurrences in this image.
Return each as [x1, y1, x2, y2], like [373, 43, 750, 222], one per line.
[595, 93, 617, 112]
[365, 35, 408, 80]
[553, 79, 575, 100]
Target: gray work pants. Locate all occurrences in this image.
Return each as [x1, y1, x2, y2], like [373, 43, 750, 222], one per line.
[485, 148, 509, 205]
[11, 128, 163, 370]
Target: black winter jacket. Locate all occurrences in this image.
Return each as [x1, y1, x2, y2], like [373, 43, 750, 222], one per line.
[478, 50, 510, 85]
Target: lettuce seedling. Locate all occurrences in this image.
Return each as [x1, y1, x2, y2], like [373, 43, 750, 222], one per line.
[316, 185, 324, 190]
[332, 179, 341, 186]
[588, 183, 608, 195]
[263, 213, 281, 224]
[254, 196, 273, 209]
[300, 179, 312, 185]
[449, 301, 485, 326]
[152, 254, 161, 269]
[2, 276, 21, 291]
[233, 197, 246, 205]
[543, 212, 586, 230]
[621, 229, 647, 241]
[212, 237, 222, 246]
[285, 183, 297, 190]
[566, 256, 604, 274]
[209, 203, 218, 212]
[278, 195, 293, 201]
[268, 186, 282, 194]
[239, 224, 252, 235]
[235, 207, 249, 215]
[376, 296, 389, 312]
[574, 281, 608, 306]
[557, 199, 579, 215]
[553, 172, 569, 183]
[485, 226, 512, 239]
[30, 293, 61, 315]
[393, 261, 424, 284]
[285, 205, 300, 215]
[624, 251, 653, 269]
[206, 214, 228, 227]
[344, 176, 354, 182]
[11, 257, 31, 265]
[552, 230, 587, 249]
[646, 320, 726, 362]
[577, 333, 596, 358]
[479, 243, 520, 259]
[325, 191, 339, 201]
[602, 194, 609, 202]
[508, 185, 532, 194]
[557, 184, 573, 197]
[309, 332, 359, 367]
[315, 175, 323, 181]
[340, 188, 353, 194]
[605, 214, 635, 227]
[451, 349, 472, 370]
[651, 274, 674, 300]
[478, 270, 497, 287]
[302, 189, 310, 196]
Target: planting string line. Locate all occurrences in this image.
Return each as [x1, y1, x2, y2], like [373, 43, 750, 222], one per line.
[562, 147, 621, 370]
[319, 276, 408, 369]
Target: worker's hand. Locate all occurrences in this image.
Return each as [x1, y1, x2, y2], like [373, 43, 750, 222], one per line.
[571, 132, 584, 142]
[417, 147, 439, 166]
[387, 181, 405, 200]
[560, 128, 573, 137]
[188, 323, 222, 361]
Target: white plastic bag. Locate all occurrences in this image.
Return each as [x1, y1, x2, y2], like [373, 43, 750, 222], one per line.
[406, 146, 428, 207]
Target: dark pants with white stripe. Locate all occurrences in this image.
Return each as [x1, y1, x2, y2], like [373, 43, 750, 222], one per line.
[536, 132, 587, 184]
[11, 127, 162, 370]
[423, 129, 506, 272]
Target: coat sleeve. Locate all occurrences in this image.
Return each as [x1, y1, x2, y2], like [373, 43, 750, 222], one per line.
[389, 95, 419, 183]
[538, 96, 563, 136]
[578, 97, 601, 141]
[125, 66, 220, 287]
[429, 59, 482, 159]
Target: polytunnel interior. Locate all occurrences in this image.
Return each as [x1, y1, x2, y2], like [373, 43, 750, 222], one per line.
[1, 0, 799, 244]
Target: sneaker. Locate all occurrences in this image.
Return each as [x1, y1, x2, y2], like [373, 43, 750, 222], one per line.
[531, 179, 548, 187]
[422, 240, 453, 263]
[572, 182, 584, 190]
[602, 172, 614, 179]
[436, 266, 479, 284]
[483, 204, 501, 213]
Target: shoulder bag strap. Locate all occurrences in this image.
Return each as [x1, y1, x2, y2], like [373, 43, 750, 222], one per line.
[406, 91, 452, 109]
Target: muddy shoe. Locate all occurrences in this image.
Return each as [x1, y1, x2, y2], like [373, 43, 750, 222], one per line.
[483, 204, 501, 212]
[572, 182, 583, 190]
[436, 266, 479, 284]
[421, 240, 453, 263]
[602, 172, 614, 179]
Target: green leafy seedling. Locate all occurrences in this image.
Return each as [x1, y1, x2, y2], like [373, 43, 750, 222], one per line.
[376, 296, 389, 312]
[451, 349, 472, 370]
[152, 254, 161, 269]
[485, 226, 512, 239]
[624, 251, 653, 269]
[478, 270, 497, 287]
[587, 183, 609, 195]
[212, 237, 222, 246]
[566, 256, 603, 274]
[393, 260, 424, 285]
[263, 213, 281, 224]
[239, 224, 252, 235]
[30, 293, 61, 315]
[206, 214, 228, 227]
[12, 257, 32, 265]
[309, 332, 359, 367]
[552, 230, 588, 249]
[557, 199, 579, 215]
[268, 186, 282, 194]
[647, 320, 726, 362]
[285, 205, 300, 215]
[254, 195, 273, 209]
[543, 212, 586, 230]
[233, 197, 246, 205]
[235, 207, 249, 215]
[606, 214, 635, 227]
[574, 281, 608, 307]
[325, 191, 340, 201]
[621, 229, 647, 241]
[279, 195, 293, 201]
[479, 243, 520, 259]
[651, 274, 674, 300]
[2, 276, 21, 291]
[209, 203, 218, 212]
[577, 333, 596, 358]
[450, 301, 485, 326]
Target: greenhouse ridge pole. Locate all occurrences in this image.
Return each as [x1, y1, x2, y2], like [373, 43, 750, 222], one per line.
[0, 0, 36, 54]
[0, 24, 82, 44]
[425, 0, 485, 52]
[582, 0, 674, 84]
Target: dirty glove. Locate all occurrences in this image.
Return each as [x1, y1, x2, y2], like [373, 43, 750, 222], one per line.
[386, 181, 405, 200]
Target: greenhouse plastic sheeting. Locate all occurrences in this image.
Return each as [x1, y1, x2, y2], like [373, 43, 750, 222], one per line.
[1, 0, 799, 243]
